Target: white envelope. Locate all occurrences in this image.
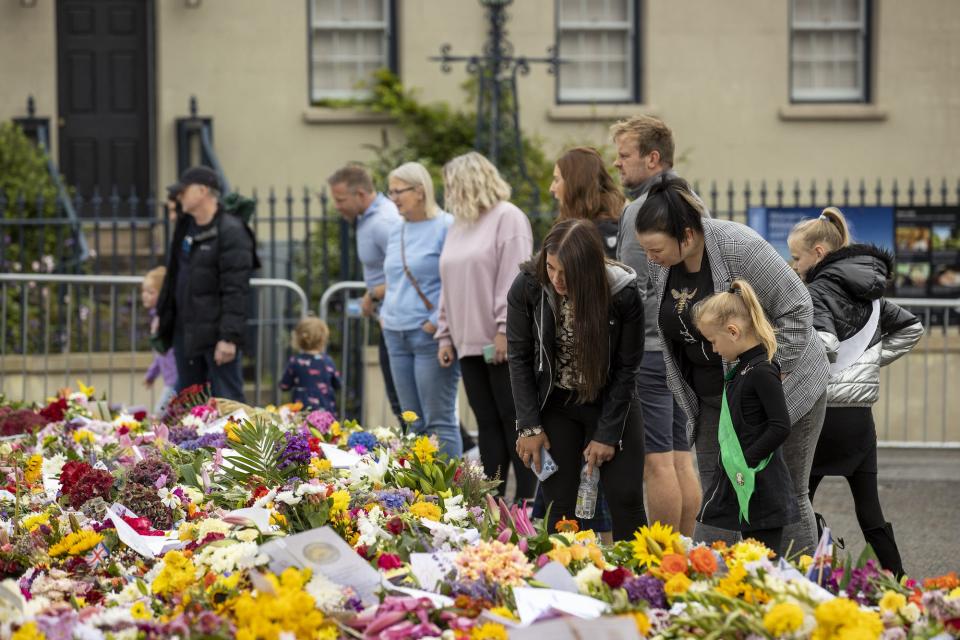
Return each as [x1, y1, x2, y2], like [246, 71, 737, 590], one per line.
[318, 443, 362, 468]
[533, 561, 580, 593]
[513, 586, 609, 627]
[380, 578, 454, 608]
[224, 506, 272, 532]
[408, 551, 458, 592]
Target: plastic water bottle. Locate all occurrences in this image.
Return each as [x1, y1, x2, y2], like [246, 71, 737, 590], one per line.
[574, 464, 599, 519]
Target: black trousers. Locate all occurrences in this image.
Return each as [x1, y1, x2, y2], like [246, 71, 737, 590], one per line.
[809, 471, 887, 532]
[540, 390, 646, 541]
[173, 329, 244, 402]
[460, 356, 535, 500]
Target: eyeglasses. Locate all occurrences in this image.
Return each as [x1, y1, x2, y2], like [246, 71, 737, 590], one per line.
[387, 187, 416, 197]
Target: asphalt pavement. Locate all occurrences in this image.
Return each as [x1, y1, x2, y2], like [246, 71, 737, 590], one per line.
[808, 447, 960, 579]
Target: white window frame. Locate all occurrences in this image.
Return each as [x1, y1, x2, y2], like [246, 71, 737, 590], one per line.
[556, 0, 638, 103]
[790, 0, 869, 103]
[308, 0, 393, 102]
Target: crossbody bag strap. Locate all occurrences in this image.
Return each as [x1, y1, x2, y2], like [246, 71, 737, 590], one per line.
[400, 223, 435, 312]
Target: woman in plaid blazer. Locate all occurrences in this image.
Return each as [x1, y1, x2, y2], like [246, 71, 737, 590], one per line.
[634, 175, 829, 555]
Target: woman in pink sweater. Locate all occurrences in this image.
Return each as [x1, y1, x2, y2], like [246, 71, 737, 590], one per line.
[436, 152, 536, 502]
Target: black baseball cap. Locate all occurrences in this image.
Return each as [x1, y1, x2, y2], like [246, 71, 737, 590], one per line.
[167, 166, 221, 197]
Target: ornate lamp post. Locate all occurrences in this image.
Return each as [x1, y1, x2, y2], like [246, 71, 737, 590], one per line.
[431, 0, 561, 212]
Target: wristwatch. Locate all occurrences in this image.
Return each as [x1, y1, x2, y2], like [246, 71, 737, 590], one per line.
[518, 426, 543, 438]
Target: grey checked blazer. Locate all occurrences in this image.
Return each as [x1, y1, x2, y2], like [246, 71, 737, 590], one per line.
[649, 218, 829, 437]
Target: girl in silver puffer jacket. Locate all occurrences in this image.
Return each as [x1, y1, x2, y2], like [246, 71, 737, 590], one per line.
[788, 207, 923, 578]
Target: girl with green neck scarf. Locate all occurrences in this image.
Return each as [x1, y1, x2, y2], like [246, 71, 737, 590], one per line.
[691, 280, 799, 556]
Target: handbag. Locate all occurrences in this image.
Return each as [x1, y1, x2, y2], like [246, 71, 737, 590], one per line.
[400, 223, 434, 312]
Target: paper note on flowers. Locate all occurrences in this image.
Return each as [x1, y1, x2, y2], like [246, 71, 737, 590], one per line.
[513, 586, 610, 626]
[409, 551, 458, 592]
[107, 504, 183, 559]
[259, 525, 381, 604]
[318, 443, 362, 468]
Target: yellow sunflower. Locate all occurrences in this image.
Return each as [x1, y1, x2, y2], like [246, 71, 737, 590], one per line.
[631, 521, 683, 568]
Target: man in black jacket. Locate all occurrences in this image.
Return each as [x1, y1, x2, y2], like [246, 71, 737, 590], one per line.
[156, 166, 256, 401]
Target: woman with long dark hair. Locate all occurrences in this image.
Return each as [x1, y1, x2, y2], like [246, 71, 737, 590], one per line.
[634, 175, 829, 555]
[507, 219, 646, 539]
[550, 147, 625, 258]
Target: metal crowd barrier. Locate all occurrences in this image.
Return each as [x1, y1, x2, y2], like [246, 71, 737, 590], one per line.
[319, 281, 369, 425]
[0, 273, 308, 408]
[878, 297, 960, 448]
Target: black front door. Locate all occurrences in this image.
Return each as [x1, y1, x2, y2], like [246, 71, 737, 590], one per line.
[56, 0, 152, 215]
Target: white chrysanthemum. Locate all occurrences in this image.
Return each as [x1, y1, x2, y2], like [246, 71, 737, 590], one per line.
[306, 571, 346, 612]
[295, 483, 328, 497]
[441, 494, 468, 525]
[356, 506, 388, 547]
[158, 487, 180, 509]
[196, 518, 232, 539]
[274, 490, 302, 506]
[194, 541, 267, 574]
[573, 564, 603, 593]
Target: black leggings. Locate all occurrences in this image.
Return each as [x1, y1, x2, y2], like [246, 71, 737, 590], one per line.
[460, 356, 536, 501]
[539, 390, 646, 541]
[809, 471, 887, 532]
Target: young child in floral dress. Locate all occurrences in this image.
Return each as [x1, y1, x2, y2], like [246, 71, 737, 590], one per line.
[279, 316, 340, 413]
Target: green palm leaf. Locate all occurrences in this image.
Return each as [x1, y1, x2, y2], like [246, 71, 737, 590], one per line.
[220, 417, 287, 486]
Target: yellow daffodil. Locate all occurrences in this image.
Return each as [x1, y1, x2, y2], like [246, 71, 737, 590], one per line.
[309, 457, 333, 476]
[12, 622, 45, 640]
[329, 490, 351, 514]
[879, 590, 907, 614]
[72, 429, 95, 445]
[408, 500, 442, 522]
[628, 611, 651, 636]
[763, 602, 805, 636]
[471, 622, 508, 640]
[76, 380, 95, 398]
[411, 436, 438, 464]
[130, 601, 152, 620]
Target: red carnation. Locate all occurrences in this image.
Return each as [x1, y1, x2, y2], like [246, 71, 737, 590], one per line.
[64, 469, 114, 509]
[39, 397, 67, 422]
[132, 410, 147, 421]
[602, 567, 632, 589]
[377, 553, 403, 570]
[59, 461, 93, 487]
[355, 545, 369, 559]
[386, 517, 405, 535]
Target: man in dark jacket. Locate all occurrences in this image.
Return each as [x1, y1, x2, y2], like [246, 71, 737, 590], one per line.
[156, 166, 257, 401]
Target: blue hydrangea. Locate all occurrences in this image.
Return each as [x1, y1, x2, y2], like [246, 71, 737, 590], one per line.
[347, 431, 379, 452]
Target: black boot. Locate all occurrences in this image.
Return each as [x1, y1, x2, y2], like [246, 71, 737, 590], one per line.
[863, 522, 904, 579]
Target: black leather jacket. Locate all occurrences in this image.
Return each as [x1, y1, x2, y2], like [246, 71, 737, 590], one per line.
[506, 262, 644, 446]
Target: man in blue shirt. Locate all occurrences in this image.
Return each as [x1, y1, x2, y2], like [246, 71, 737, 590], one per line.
[328, 165, 404, 420]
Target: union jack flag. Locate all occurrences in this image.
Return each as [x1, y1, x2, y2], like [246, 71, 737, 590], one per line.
[85, 542, 110, 569]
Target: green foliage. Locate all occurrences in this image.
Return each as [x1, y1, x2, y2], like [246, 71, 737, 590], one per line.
[338, 70, 556, 218]
[220, 417, 291, 487]
[0, 122, 62, 267]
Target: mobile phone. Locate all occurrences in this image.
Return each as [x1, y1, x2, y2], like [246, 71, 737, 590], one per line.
[534, 446, 558, 482]
[482, 343, 496, 364]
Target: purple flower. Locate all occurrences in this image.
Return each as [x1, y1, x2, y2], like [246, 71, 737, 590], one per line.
[623, 574, 667, 609]
[178, 432, 226, 451]
[168, 424, 199, 444]
[279, 430, 312, 469]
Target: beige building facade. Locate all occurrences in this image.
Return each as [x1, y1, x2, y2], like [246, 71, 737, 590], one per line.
[2, 0, 959, 201]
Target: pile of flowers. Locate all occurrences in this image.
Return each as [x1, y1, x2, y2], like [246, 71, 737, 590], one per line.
[0, 383, 958, 639]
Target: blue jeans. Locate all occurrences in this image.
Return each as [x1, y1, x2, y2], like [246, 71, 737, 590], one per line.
[383, 327, 462, 458]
